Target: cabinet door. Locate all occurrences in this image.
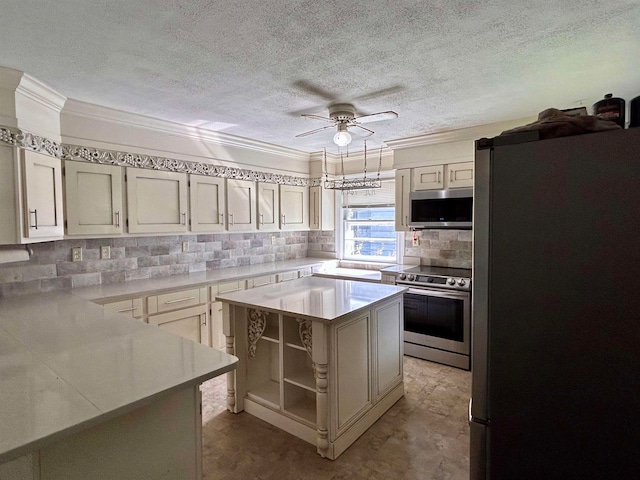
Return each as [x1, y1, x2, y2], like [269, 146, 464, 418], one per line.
[257, 183, 279, 231]
[22, 150, 64, 238]
[446, 161, 474, 188]
[148, 305, 207, 344]
[126, 168, 188, 233]
[190, 175, 225, 232]
[280, 185, 309, 231]
[412, 165, 444, 190]
[65, 161, 123, 235]
[394, 169, 410, 231]
[226, 179, 256, 231]
[210, 281, 245, 350]
[309, 185, 321, 230]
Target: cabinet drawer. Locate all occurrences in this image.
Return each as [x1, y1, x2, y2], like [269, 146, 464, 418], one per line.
[148, 287, 206, 314]
[210, 280, 245, 297]
[276, 271, 298, 283]
[148, 304, 207, 344]
[298, 267, 312, 278]
[103, 298, 144, 319]
[246, 274, 276, 289]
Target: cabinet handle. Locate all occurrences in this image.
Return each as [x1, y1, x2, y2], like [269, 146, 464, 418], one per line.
[219, 213, 224, 225]
[281, 214, 286, 225]
[229, 213, 234, 225]
[181, 212, 187, 225]
[260, 213, 264, 225]
[437, 171, 441, 184]
[114, 211, 120, 227]
[164, 296, 196, 305]
[117, 307, 137, 313]
[29, 209, 38, 229]
[202, 316, 207, 326]
[450, 170, 454, 183]
[405, 215, 408, 226]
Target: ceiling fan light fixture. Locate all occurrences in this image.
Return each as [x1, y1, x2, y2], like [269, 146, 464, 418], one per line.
[333, 130, 352, 147]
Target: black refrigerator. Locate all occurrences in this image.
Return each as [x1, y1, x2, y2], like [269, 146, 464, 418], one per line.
[470, 127, 640, 480]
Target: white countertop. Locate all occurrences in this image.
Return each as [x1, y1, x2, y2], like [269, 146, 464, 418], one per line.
[215, 276, 406, 322]
[312, 267, 382, 283]
[73, 258, 328, 302]
[0, 291, 238, 464]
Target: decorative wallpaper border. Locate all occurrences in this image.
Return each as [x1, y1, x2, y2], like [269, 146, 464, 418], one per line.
[0, 126, 322, 187]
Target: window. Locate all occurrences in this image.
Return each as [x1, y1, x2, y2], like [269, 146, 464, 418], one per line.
[340, 179, 400, 263]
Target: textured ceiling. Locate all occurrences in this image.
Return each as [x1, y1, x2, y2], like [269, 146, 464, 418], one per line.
[1, 0, 639, 153]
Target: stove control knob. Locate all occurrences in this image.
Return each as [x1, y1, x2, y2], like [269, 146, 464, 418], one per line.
[398, 274, 406, 280]
[447, 278, 456, 285]
[408, 274, 416, 281]
[457, 278, 466, 286]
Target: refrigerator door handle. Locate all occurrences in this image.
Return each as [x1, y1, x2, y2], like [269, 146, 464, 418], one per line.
[469, 398, 490, 425]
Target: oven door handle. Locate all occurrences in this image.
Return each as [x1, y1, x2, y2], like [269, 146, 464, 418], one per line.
[406, 288, 470, 300]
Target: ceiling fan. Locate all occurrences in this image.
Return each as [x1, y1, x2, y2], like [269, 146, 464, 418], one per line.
[295, 103, 398, 147]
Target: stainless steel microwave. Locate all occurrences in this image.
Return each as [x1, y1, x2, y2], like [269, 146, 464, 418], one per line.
[409, 188, 473, 229]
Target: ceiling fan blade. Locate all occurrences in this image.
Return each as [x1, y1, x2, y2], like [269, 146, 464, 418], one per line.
[353, 85, 405, 103]
[295, 125, 335, 138]
[354, 111, 399, 124]
[350, 125, 375, 137]
[301, 114, 335, 123]
[292, 80, 338, 102]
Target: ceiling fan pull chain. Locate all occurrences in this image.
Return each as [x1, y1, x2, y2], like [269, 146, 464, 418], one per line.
[363, 140, 368, 180]
[377, 145, 383, 180]
[323, 148, 328, 183]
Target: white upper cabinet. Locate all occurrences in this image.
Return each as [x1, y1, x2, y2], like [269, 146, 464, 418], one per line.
[64, 161, 123, 235]
[257, 183, 279, 231]
[309, 185, 335, 231]
[395, 169, 411, 232]
[226, 179, 256, 231]
[280, 185, 309, 231]
[445, 161, 474, 188]
[189, 175, 226, 232]
[126, 168, 188, 234]
[22, 149, 64, 240]
[412, 165, 444, 190]
[413, 162, 474, 190]
[0, 146, 64, 243]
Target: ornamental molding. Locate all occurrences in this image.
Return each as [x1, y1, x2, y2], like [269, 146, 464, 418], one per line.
[247, 308, 268, 358]
[0, 127, 62, 158]
[0, 125, 322, 186]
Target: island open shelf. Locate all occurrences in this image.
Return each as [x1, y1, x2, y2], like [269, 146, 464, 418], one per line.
[216, 276, 405, 460]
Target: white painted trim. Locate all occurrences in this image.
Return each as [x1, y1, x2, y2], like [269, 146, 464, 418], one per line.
[62, 99, 310, 161]
[16, 73, 67, 113]
[384, 116, 537, 149]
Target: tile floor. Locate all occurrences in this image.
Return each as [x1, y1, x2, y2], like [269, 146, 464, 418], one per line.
[201, 356, 471, 480]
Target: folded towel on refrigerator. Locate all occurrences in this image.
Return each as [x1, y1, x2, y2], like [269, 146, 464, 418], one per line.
[500, 108, 621, 139]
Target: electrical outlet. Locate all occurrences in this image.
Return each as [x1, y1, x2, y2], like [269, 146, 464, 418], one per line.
[412, 233, 420, 247]
[71, 247, 83, 262]
[100, 245, 111, 259]
[182, 241, 189, 252]
[271, 236, 276, 245]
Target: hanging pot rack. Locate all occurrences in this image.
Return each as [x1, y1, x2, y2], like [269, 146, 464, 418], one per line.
[323, 141, 382, 190]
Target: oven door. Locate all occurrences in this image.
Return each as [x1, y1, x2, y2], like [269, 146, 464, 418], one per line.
[403, 287, 471, 355]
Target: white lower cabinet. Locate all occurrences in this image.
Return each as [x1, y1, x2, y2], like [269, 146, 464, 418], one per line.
[210, 280, 246, 350]
[126, 168, 188, 234]
[224, 294, 404, 460]
[64, 161, 123, 235]
[102, 298, 144, 320]
[246, 274, 276, 289]
[147, 287, 209, 345]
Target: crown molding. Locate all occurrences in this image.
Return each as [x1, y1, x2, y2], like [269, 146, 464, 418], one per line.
[384, 116, 537, 149]
[62, 99, 310, 162]
[15, 72, 67, 113]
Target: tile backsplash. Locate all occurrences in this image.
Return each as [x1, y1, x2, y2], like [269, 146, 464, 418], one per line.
[404, 229, 472, 268]
[0, 232, 309, 297]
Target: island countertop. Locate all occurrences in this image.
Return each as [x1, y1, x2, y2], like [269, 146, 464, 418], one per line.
[0, 291, 238, 464]
[215, 276, 406, 322]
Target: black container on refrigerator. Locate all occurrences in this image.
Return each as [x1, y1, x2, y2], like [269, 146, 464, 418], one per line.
[592, 93, 625, 128]
[629, 95, 640, 128]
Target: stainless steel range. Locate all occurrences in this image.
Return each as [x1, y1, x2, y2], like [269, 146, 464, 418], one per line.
[395, 266, 471, 370]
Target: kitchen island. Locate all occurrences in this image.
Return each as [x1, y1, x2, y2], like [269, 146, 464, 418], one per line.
[216, 276, 405, 460]
[0, 291, 237, 480]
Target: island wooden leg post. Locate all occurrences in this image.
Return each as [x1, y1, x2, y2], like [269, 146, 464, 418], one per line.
[316, 362, 329, 458]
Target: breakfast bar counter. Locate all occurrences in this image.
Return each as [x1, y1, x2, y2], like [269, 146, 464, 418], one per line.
[216, 276, 405, 460]
[0, 291, 237, 479]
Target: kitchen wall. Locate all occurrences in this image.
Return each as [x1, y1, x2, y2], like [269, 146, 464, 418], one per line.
[307, 230, 336, 257]
[0, 232, 309, 297]
[404, 229, 472, 268]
